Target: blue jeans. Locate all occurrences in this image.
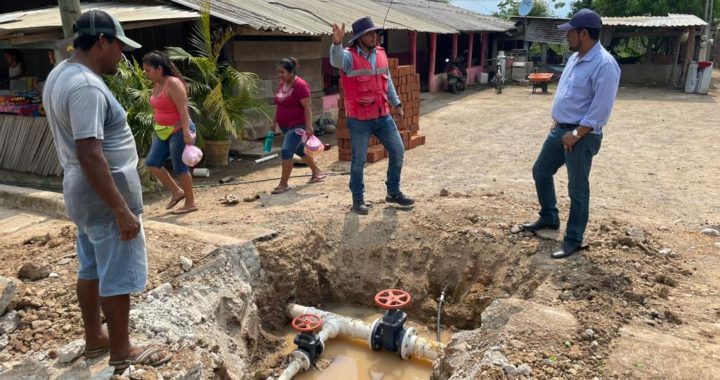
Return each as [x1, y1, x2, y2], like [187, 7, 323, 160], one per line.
[145, 122, 196, 175]
[281, 127, 307, 160]
[348, 115, 404, 203]
[76, 216, 147, 297]
[532, 127, 602, 246]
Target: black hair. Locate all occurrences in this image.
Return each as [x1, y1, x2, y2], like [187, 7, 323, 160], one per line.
[577, 27, 601, 41]
[277, 57, 299, 74]
[4, 49, 23, 63]
[73, 35, 116, 52]
[142, 50, 183, 79]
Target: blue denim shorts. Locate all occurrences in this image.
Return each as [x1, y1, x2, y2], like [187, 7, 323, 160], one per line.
[76, 216, 148, 297]
[145, 122, 196, 175]
[281, 126, 307, 160]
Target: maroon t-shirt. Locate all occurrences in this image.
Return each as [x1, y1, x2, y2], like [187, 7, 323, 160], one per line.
[275, 76, 311, 130]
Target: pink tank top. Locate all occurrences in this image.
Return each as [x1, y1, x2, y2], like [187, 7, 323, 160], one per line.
[150, 77, 182, 126]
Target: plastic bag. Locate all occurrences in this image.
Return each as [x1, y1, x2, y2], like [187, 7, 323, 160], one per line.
[182, 145, 203, 167]
[304, 135, 324, 157]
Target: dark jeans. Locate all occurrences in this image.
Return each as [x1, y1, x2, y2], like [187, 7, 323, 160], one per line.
[348, 115, 404, 203]
[532, 127, 603, 246]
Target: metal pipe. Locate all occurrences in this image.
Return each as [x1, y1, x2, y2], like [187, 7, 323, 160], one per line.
[436, 288, 446, 342]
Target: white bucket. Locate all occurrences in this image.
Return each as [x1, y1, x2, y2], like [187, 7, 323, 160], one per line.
[478, 72, 489, 84]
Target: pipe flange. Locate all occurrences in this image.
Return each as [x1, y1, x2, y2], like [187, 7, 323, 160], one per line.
[369, 318, 381, 351]
[400, 327, 417, 360]
[290, 350, 311, 371]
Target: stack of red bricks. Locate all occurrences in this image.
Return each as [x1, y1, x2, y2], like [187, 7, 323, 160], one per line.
[336, 58, 425, 163]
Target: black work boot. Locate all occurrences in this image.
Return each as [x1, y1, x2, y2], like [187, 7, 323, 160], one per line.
[351, 201, 370, 215]
[386, 192, 415, 207]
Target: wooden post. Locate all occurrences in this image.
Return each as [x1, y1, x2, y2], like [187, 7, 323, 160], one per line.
[467, 33, 474, 69]
[429, 33, 437, 91]
[451, 33, 458, 59]
[58, 0, 82, 38]
[541, 43, 548, 66]
[481, 32, 489, 72]
[682, 27, 697, 87]
[409, 31, 417, 68]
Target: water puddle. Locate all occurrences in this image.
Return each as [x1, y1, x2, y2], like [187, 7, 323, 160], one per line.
[282, 305, 453, 380]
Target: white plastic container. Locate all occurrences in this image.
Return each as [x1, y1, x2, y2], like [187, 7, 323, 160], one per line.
[192, 168, 209, 177]
[684, 61, 698, 93]
[478, 72, 489, 84]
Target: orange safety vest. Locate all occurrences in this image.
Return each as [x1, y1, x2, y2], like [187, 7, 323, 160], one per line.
[340, 47, 390, 121]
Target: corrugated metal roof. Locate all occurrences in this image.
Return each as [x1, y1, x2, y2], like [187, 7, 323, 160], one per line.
[169, 0, 512, 35]
[376, 0, 514, 32]
[602, 14, 707, 28]
[0, 2, 199, 38]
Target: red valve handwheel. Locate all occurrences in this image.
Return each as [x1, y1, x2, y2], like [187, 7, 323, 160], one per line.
[291, 314, 323, 332]
[374, 289, 411, 310]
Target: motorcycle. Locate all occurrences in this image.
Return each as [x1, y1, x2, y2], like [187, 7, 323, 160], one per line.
[488, 52, 506, 95]
[444, 57, 467, 94]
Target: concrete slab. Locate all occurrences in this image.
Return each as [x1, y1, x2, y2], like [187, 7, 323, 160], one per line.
[0, 184, 66, 219]
[0, 209, 49, 235]
[143, 219, 247, 247]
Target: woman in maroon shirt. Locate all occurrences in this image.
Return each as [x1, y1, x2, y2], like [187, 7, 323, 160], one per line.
[272, 58, 326, 194]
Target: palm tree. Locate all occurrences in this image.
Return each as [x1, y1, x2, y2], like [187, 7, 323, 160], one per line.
[166, 3, 269, 144]
[104, 57, 155, 155]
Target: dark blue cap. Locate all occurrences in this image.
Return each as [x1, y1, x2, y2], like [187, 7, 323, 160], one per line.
[558, 9, 602, 32]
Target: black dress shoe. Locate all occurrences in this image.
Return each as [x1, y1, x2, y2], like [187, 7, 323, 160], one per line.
[522, 219, 560, 232]
[551, 242, 582, 259]
[351, 202, 370, 215]
[386, 192, 415, 206]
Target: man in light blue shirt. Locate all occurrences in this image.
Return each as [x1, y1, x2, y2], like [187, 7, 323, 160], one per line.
[522, 9, 621, 259]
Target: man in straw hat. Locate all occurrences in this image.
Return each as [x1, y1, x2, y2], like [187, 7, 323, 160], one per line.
[330, 17, 415, 215]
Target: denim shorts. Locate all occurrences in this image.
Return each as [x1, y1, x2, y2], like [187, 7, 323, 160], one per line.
[76, 216, 148, 297]
[281, 126, 307, 160]
[145, 122, 196, 175]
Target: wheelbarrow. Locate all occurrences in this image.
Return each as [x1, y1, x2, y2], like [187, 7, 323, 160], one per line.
[527, 73, 554, 94]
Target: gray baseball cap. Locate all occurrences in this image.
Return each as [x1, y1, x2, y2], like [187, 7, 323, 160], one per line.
[73, 9, 141, 51]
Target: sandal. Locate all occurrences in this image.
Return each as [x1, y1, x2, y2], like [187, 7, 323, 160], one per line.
[271, 186, 292, 194]
[172, 207, 198, 215]
[307, 173, 327, 184]
[109, 346, 172, 375]
[165, 194, 185, 210]
[84, 346, 109, 359]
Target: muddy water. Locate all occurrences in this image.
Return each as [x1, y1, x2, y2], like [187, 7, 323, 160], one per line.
[282, 305, 453, 380]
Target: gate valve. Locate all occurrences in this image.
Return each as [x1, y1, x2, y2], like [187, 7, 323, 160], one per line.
[370, 289, 415, 358]
[291, 314, 324, 364]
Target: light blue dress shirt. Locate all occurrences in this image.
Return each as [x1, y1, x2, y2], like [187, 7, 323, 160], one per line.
[551, 42, 621, 134]
[330, 43, 401, 108]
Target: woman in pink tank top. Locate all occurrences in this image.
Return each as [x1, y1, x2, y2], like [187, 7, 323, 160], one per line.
[143, 51, 198, 214]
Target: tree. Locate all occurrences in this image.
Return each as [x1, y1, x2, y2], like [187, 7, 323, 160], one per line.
[569, 0, 719, 22]
[166, 3, 270, 142]
[495, 0, 555, 18]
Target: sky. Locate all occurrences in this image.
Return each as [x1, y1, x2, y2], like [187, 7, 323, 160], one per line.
[450, 0, 574, 17]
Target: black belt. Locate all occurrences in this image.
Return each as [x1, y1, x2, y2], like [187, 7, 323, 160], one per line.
[554, 122, 579, 129]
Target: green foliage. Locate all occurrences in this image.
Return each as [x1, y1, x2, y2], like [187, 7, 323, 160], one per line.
[104, 58, 154, 155]
[496, 0, 554, 17]
[570, 0, 719, 22]
[166, 2, 270, 142]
